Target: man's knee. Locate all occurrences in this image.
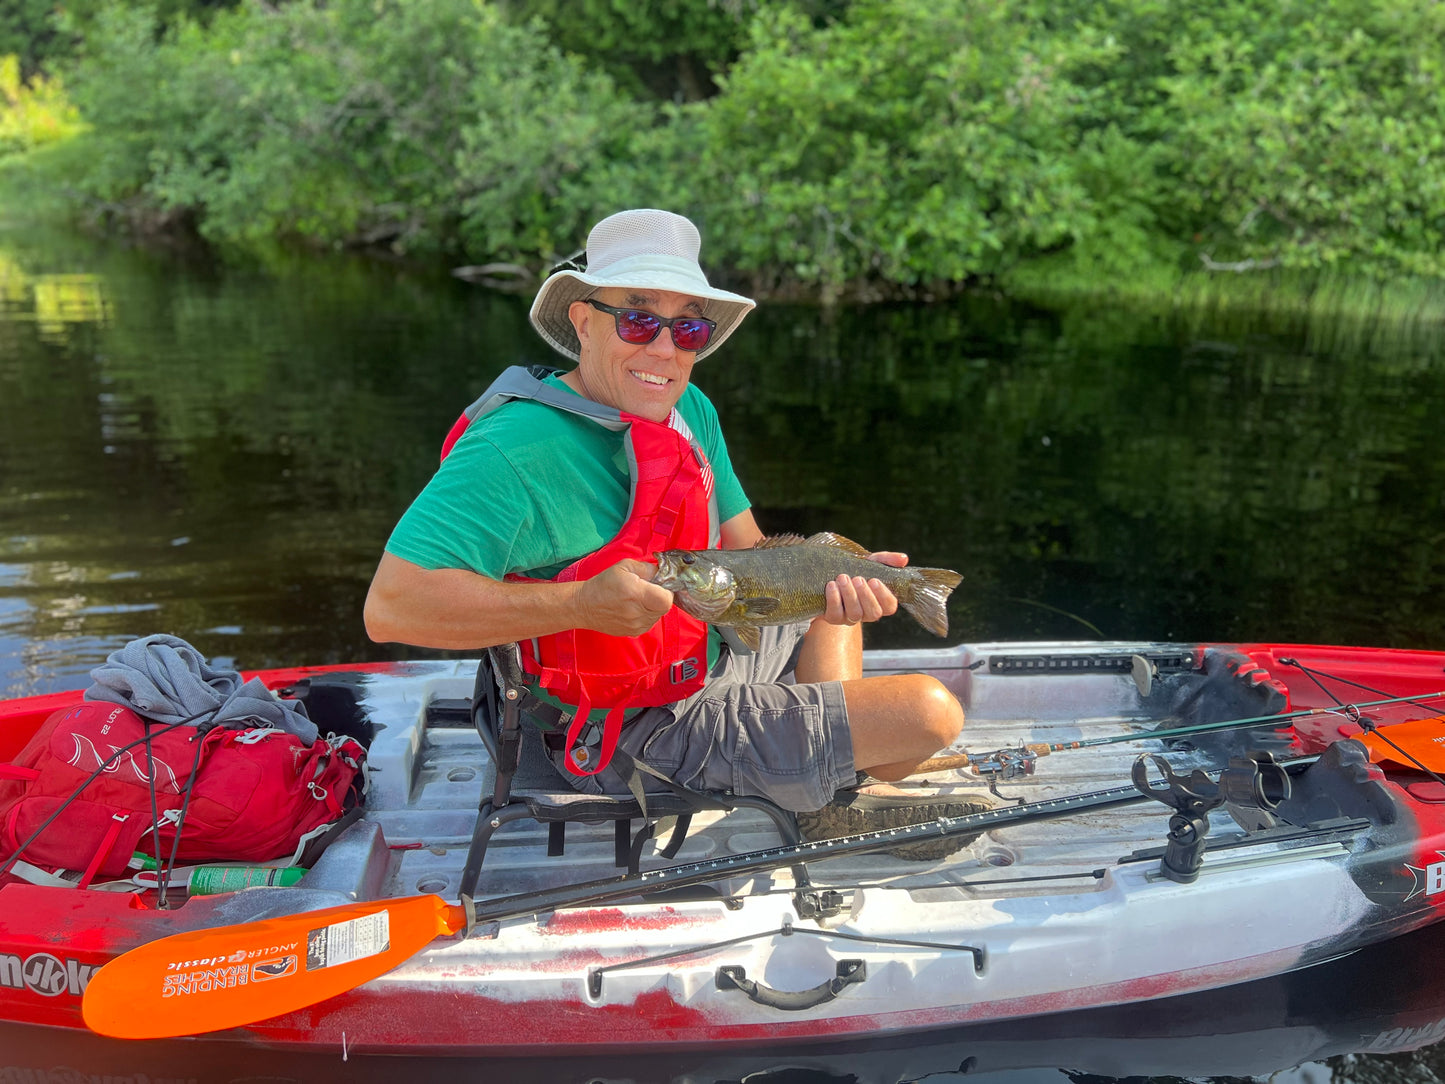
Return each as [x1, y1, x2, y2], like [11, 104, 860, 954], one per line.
[907, 675, 964, 748]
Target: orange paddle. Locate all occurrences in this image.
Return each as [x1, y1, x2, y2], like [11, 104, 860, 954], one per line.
[82, 894, 466, 1039]
[1357, 715, 1445, 772]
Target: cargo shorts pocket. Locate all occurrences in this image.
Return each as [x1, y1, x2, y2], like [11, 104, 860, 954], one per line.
[728, 700, 840, 813]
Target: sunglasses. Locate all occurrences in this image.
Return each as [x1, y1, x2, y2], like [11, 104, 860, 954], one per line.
[586, 299, 716, 353]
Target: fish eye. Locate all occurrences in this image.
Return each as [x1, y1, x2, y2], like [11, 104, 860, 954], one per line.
[681, 554, 696, 565]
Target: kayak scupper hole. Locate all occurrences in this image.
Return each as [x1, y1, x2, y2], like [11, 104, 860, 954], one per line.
[447, 767, 476, 782]
[982, 849, 1014, 868]
[416, 876, 448, 894]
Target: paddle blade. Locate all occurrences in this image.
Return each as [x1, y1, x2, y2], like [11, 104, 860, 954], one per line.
[82, 894, 465, 1039]
[1359, 715, 1445, 772]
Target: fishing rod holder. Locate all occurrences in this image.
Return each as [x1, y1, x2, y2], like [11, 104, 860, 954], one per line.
[1132, 751, 1292, 884]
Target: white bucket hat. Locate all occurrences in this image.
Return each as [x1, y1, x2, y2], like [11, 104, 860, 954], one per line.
[528, 209, 755, 363]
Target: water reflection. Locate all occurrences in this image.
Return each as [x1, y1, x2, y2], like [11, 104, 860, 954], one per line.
[2, 221, 1444, 693]
[0, 249, 112, 342]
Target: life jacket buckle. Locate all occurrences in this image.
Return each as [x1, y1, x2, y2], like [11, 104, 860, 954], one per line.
[670, 657, 700, 684]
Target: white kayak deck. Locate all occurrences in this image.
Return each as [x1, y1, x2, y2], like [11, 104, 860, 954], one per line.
[303, 641, 1289, 909]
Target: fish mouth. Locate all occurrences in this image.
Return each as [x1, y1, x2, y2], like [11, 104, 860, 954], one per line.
[651, 551, 685, 588]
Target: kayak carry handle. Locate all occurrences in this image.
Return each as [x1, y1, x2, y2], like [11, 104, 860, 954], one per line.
[715, 959, 867, 1011]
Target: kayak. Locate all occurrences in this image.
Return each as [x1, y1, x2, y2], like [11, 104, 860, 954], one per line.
[6, 917, 1445, 1081]
[2, 640, 1445, 1053]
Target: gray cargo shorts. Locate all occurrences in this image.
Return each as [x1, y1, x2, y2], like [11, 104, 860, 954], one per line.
[548, 621, 855, 813]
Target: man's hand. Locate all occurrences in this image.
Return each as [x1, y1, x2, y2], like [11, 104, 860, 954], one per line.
[822, 551, 906, 626]
[575, 558, 675, 637]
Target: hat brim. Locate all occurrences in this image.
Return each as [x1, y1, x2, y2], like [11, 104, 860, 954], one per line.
[529, 257, 755, 363]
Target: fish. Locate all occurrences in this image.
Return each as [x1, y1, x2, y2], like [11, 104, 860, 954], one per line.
[651, 532, 963, 652]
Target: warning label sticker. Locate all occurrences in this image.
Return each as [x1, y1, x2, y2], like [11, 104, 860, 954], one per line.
[305, 910, 390, 972]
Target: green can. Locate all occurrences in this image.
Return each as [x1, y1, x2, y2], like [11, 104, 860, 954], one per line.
[187, 866, 306, 895]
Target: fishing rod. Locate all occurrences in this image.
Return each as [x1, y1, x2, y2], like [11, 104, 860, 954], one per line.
[919, 689, 1445, 787]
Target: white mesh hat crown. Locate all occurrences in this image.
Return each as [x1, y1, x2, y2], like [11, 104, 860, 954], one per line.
[529, 209, 755, 362]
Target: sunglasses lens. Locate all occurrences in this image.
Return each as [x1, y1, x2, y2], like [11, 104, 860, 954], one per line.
[671, 319, 713, 351]
[614, 310, 661, 344]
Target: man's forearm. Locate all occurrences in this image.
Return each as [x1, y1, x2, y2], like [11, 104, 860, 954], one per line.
[364, 558, 587, 650]
[794, 619, 864, 683]
[364, 552, 677, 649]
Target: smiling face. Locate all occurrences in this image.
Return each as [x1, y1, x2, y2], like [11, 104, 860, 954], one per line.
[564, 287, 706, 422]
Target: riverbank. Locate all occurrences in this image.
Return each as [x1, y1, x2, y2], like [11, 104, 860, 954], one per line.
[10, 170, 1445, 341]
[4, 0, 1445, 318]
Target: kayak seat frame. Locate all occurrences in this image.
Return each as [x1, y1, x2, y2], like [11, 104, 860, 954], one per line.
[457, 647, 808, 901]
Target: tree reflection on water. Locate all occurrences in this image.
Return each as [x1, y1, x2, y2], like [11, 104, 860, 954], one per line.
[2, 224, 1443, 696]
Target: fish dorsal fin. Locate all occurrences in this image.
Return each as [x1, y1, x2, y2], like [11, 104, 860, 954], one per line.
[804, 531, 872, 558]
[752, 533, 809, 549]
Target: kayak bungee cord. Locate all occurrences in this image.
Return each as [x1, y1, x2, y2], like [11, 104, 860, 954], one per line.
[1280, 656, 1413, 704]
[152, 723, 210, 910]
[586, 919, 987, 1001]
[1278, 657, 1445, 790]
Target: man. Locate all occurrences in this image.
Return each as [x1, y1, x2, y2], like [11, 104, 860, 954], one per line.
[365, 208, 989, 851]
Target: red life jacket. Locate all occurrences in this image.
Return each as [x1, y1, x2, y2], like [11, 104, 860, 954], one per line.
[442, 366, 719, 776]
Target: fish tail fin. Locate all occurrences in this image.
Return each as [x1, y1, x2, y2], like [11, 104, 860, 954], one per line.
[900, 567, 963, 637]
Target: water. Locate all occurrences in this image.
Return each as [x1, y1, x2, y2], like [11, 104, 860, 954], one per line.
[3, 219, 1445, 1080]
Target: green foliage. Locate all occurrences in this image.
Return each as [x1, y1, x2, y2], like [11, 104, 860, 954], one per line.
[59, 1, 636, 257]
[685, 0, 1173, 297]
[1149, 0, 1445, 277]
[0, 54, 83, 160]
[0, 1, 72, 77]
[503, 0, 755, 102]
[0, 0, 241, 77]
[9, 0, 1445, 299]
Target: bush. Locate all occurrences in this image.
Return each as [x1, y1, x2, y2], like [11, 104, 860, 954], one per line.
[680, 0, 1174, 298]
[17, 0, 1445, 297]
[60, 1, 638, 258]
[0, 53, 83, 161]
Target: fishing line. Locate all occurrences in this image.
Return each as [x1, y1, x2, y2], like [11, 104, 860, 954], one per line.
[1033, 690, 1445, 753]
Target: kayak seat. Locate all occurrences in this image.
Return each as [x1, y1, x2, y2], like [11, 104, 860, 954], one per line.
[457, 647, 806, 900]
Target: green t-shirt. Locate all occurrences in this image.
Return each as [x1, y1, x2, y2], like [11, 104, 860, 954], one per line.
[386, 375, 749, 718]
[386, 374, 749, 577]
